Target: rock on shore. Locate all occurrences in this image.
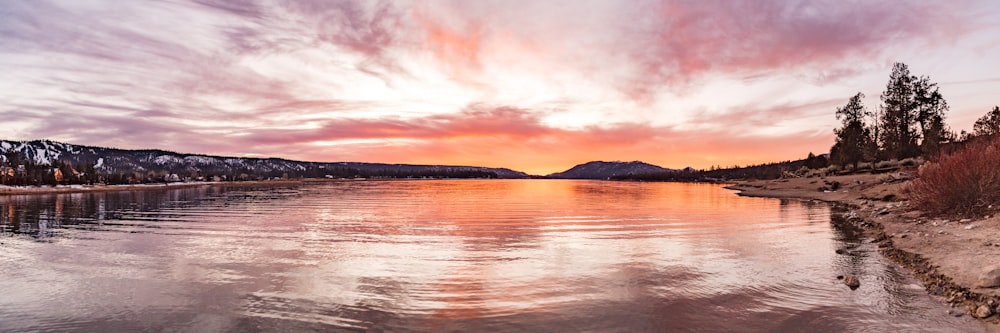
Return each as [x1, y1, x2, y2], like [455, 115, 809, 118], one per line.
[729, 170, 1000, 324]
[843, 275, 861, 290]
[979, 266, 1000, 288]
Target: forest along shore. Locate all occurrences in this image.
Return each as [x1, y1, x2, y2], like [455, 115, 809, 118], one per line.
[728, 171, 1000, 323]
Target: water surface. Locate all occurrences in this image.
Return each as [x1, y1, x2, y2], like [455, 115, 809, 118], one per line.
[0, 180, 984, 332]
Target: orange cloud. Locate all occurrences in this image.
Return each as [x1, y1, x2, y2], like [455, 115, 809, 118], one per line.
[413, 8, 484, 82]
[5, 0, 989, 176]
[227, 105, 835, 175]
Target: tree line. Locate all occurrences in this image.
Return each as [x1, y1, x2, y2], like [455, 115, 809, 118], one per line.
[613, 62, 999, 182]
[0, 151, 507, 186]
[1, 151, 100, 186]
[831, 62, 1000, 169]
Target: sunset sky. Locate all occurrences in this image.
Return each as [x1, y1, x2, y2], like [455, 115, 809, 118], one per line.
[2, 1, 999, 175]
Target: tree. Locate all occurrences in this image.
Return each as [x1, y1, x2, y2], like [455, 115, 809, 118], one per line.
[913, 75, 950, 156]
[865, 105, 884, 163]
[879, 62, 920, 160]
[832, 92, 871, 170]
[804, 152, 829, 169]
[974, 106, 1000, 137]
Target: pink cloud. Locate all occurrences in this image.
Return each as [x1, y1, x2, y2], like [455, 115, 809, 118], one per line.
[199, 105, 836, 174]
[2, 0, 992, 175]
[621, 1, 966, 99]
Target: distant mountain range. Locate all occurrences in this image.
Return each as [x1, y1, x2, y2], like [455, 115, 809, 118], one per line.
[1, 139, 810, 185]
[547, 160, 685, 179]
[0, 140, 528, 182]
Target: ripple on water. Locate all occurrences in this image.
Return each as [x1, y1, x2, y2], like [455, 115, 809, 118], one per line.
[0, 180, 988, 332]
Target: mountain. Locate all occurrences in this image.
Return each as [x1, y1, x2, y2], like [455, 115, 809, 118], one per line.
[0, 140, 529, 183]
[547, 161, 676, 179]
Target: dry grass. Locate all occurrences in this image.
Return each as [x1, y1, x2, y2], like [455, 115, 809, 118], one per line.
[908, 137, 1000, 216]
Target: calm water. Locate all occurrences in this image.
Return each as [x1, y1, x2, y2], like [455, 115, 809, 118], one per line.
[0, 180, 985, 332]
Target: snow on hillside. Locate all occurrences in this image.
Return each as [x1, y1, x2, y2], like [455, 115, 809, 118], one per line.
[153, 155, 184, 165]
[0, 139, 531, 179]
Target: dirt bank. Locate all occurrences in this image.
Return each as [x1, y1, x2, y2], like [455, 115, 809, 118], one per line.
[729, 171, 1000, 326]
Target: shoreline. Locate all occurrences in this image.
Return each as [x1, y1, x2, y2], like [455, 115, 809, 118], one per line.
[727, 172, 1000, 326]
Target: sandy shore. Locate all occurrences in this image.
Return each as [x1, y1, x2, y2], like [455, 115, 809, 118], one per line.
[729, 171, 1000, 325]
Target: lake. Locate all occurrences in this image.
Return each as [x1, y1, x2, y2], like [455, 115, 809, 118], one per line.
[0, 180, 985, 332]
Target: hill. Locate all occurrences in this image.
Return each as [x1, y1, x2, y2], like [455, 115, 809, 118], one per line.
[547, 161, 677, 179]
[0, 140, 528, 185]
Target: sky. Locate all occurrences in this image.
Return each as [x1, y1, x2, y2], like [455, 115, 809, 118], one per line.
[2, 0, 999, 175]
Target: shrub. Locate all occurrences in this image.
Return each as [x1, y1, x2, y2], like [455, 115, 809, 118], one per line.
[899, 157, 921, 167]
[876, 159, 899, 169]
[908, 137, 1000, 216]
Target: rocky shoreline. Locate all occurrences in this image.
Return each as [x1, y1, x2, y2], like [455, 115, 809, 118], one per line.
[728, 171, 1000, 327]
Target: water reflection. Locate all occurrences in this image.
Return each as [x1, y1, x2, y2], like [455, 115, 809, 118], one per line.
[0, 180, 985, 332]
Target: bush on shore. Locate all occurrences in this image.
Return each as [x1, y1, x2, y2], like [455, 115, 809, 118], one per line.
[908, 137, 1000, 216]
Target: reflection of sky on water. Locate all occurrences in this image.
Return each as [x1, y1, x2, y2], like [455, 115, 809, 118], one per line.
[0, 181, 985, 332]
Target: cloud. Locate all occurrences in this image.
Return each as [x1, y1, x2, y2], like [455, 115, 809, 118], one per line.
[193, 104, 834, 174]
[686, 98, 843, 130]
[0, 0, 994, 174]
[191, 0, 264, 18]
[620, 0, 967, 99]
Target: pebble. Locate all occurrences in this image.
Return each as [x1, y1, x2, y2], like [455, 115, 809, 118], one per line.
[965, 225, 976, 230]
[976, 265, 1000, 288]
[976, 305, 993, 318]
[843, 275, 860, 289]
[900, 234, 908, 238]
[960, 218, 972, 223]
[938, 230, 946, 234]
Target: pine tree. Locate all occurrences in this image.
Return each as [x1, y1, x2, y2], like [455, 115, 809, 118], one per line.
[974, 106, 1000, 137]
[880, 62, 920, 160]
[913, 75, 950, 156]
[832, 92, 871, 170]
[866, 105, 884, 163]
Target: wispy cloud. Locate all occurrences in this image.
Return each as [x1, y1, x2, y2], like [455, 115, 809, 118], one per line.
[0, 0, 996, 173]
[619, 0, 967, 99]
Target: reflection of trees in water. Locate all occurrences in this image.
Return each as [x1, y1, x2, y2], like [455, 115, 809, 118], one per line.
[0, 184, 303, 239]
[570, 181, 654, 202]
[776, 199, 827, 225]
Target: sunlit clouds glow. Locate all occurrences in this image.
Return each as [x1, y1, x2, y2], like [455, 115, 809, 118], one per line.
[2, 0, 999, 175]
